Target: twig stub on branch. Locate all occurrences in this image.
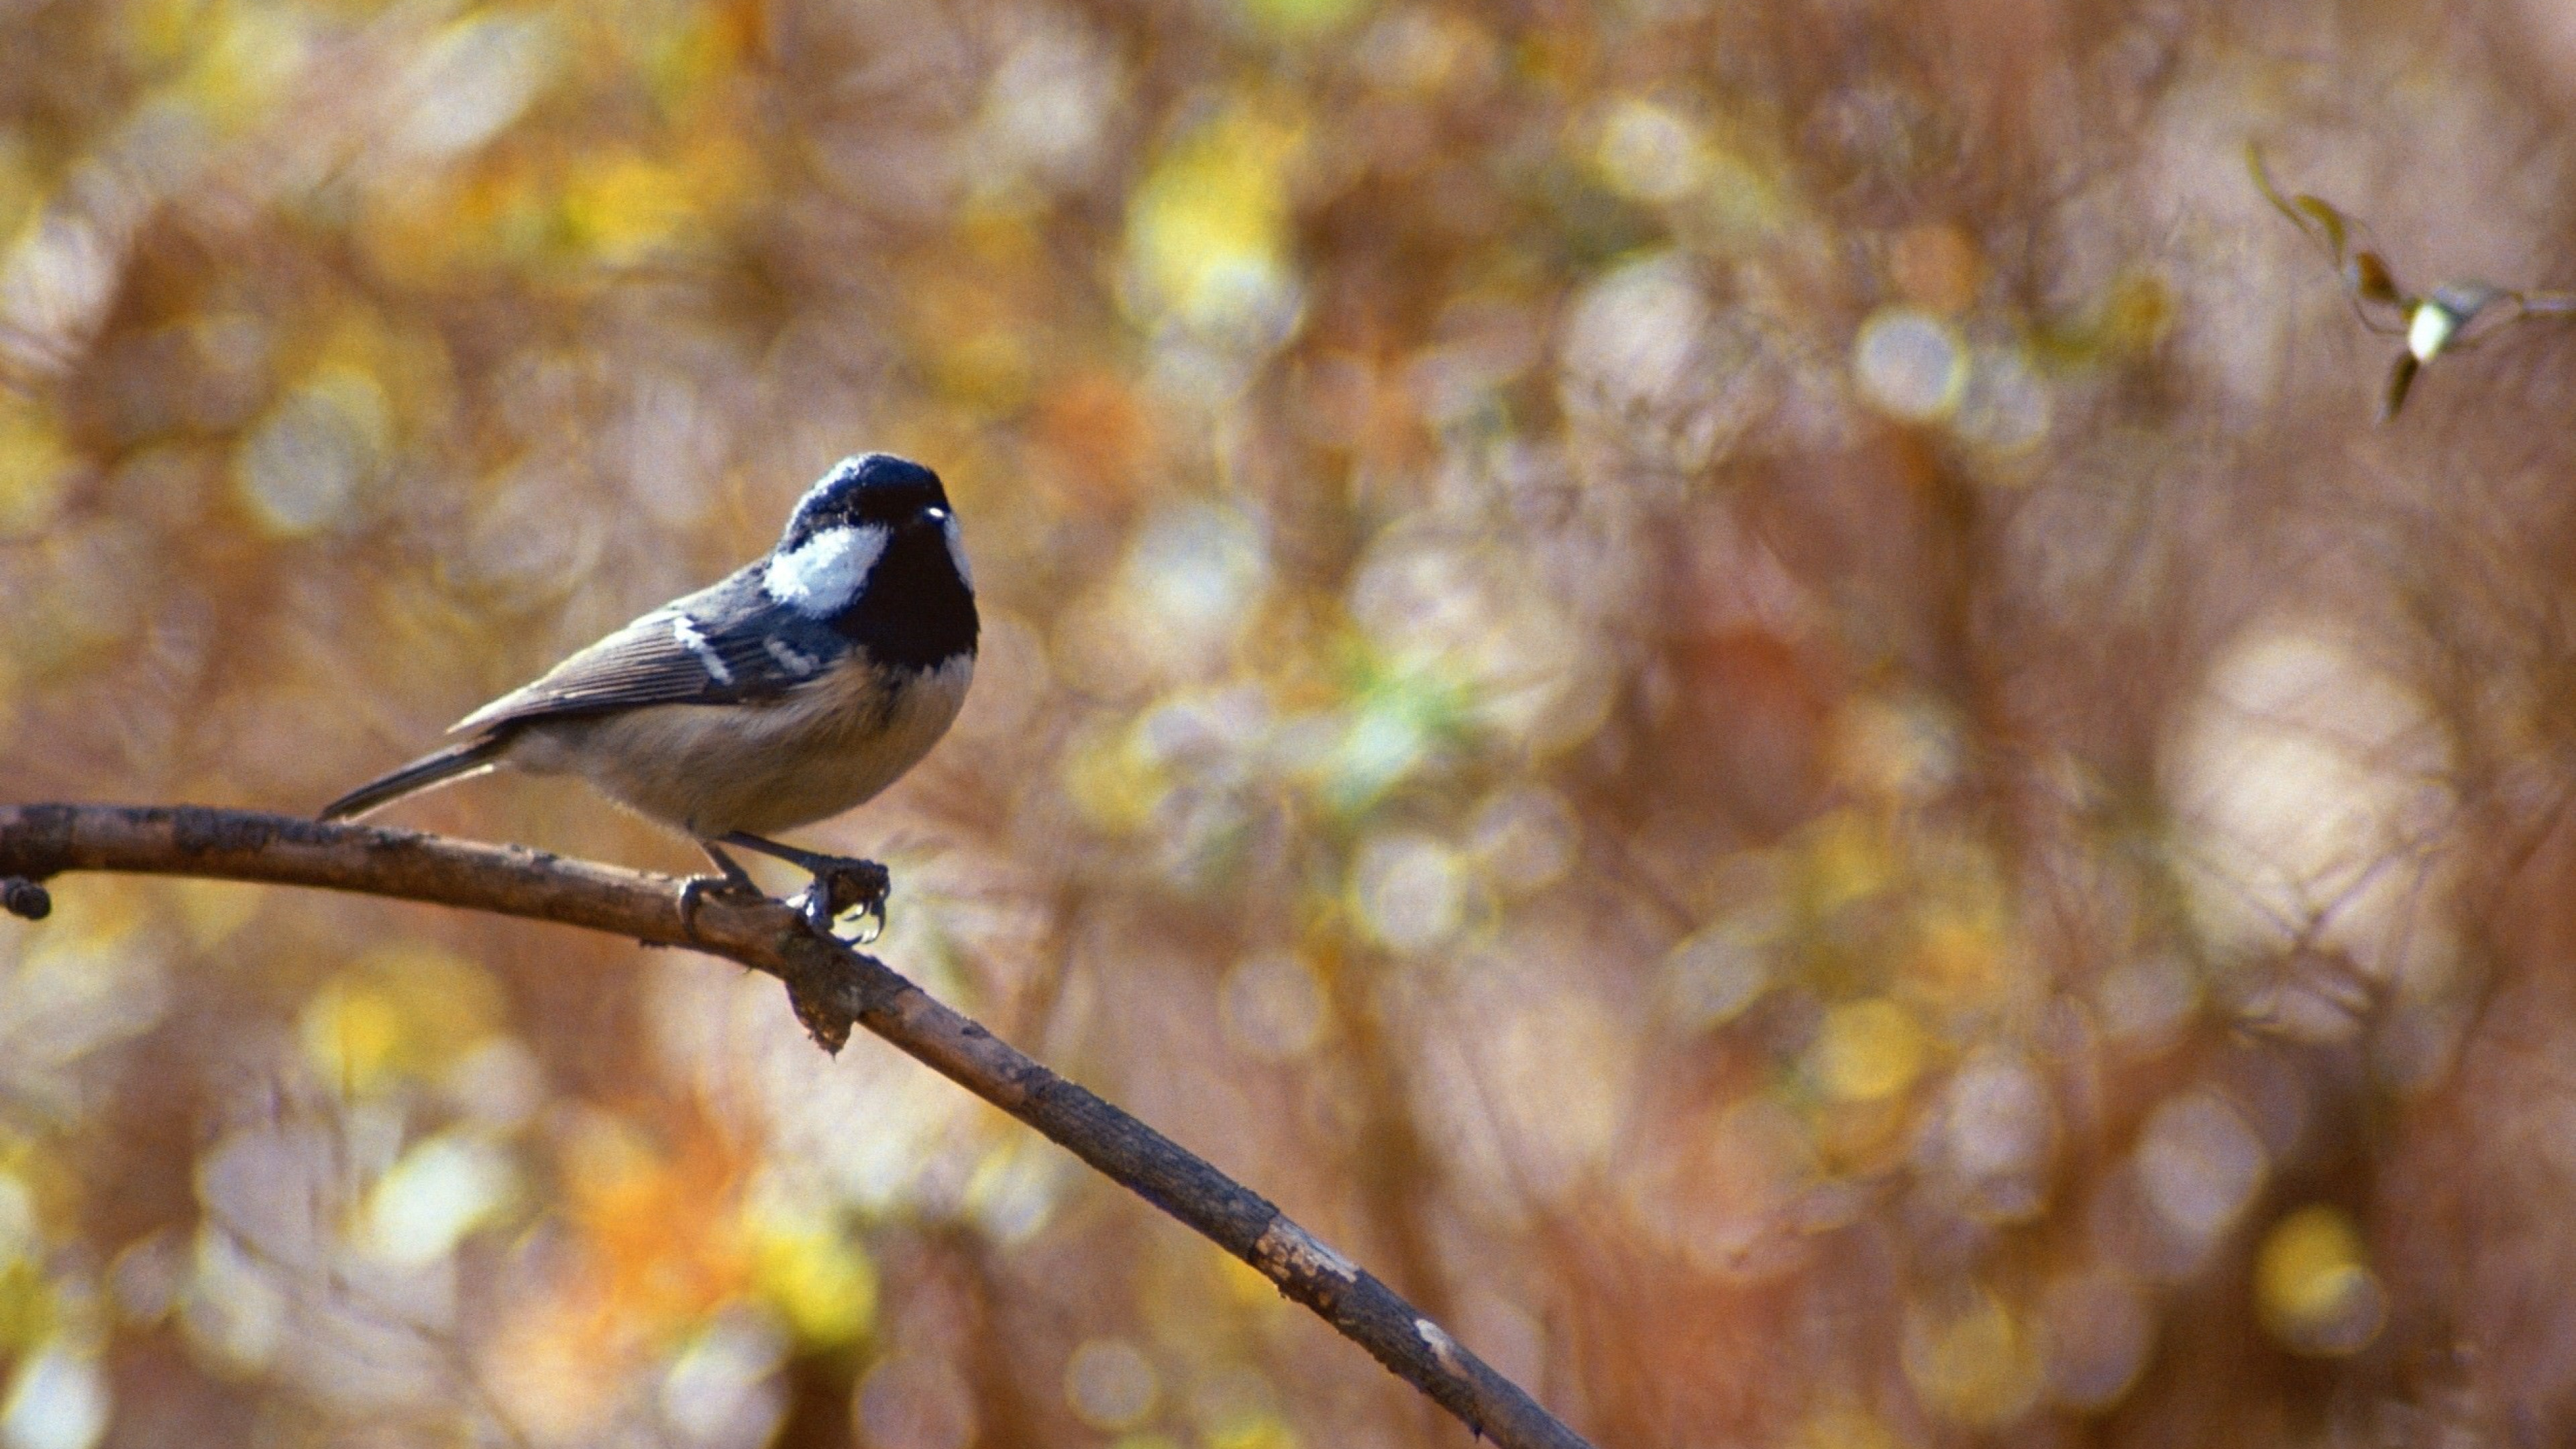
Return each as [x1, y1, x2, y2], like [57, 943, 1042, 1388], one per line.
[1, 877, 48, 920]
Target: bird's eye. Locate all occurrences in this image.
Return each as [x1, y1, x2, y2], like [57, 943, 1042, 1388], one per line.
[924, 506, 950, 522]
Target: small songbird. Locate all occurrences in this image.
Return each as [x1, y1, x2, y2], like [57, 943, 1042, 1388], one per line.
[320, 453, 977, 928]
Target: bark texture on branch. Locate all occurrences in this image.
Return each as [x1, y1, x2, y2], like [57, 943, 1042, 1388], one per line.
[0, 803, 1593, 1449]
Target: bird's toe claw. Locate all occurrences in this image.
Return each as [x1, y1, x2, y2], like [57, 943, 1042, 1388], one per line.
[796, 857, 891, 941]
[678, 871, 767, 932]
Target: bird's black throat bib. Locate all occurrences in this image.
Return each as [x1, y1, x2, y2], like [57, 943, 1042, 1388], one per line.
[835, 527, 978, 672]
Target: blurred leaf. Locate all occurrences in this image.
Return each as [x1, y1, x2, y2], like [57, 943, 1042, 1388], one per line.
[2255, 1205, 2385, 1356]
[1903, 1290, 2040, 1428]
[564, 152, 702, 265]
[176, 0, 310, 131]
[749, 1205, 876, 1348]
[1126, 99, 1307, 337]
[0, 402, 76, 536]
[1236, 0, 1366, 40]
[1811, 998, 1929, 1103]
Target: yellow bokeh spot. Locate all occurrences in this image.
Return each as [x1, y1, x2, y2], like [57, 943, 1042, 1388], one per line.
[312, 300, 451, 411]
[564, 154, 700, 264]
[307, 362, 394, 437]
[178, 0, 311, 131]
[1788, 1403, 1900, 1449]
[1215, 1245, 1279, 1307]
[1063, 723, 1170, 834]
[127, 0, 213, 67]
[1596, 98, 1713, 205]
[1813, 998, 1929, 1102]
[1208, 1415, 1299, 1449]
[1904, 1291, 2039, 1428]
[0, 140, 34, 264]
[359, 940, 507, 1053]
[2255, 1205, 2385, 1355]
[646, 1, 750, 118]
[299, 941, 509, 1092]
[1127, 101, 1305, 332]
[1811, 1092, 1913, 1175]
[16, 881, 147, 971]
[0, 1260, 54, 1356]
[2097, 272, 2173, 350]
[1828, 696, 1954, 802]
[0, 402, 76, 536]
[1800, 811, 1889, 915]
[166, 879, 263, 949]
[300, 981, 407, 1093]
[751, 1213, 877, 1347]
[1235, 0, 1365, 39]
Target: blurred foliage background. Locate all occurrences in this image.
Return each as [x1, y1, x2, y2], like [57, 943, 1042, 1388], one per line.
[8, 0, 2576, 1444]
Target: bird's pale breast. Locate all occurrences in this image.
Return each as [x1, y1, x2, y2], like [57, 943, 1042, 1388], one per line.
[506, 653, 974, 837]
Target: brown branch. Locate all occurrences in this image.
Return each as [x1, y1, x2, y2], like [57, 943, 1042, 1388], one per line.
[0, 803, 1593, 1449]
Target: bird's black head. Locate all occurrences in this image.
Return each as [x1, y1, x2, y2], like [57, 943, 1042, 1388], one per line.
[781, 453, 951, 548]
[763, 451, 977, 670]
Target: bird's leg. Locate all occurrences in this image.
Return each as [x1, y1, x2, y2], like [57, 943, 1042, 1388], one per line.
[679, 840, 769, 932]
[717, 831, 892, 938]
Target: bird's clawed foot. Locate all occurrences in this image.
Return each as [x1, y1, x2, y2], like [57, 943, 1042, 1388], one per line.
[679, 845, 770, 934]
[713, 833, 892, 941]
[792, 857, 891, 939]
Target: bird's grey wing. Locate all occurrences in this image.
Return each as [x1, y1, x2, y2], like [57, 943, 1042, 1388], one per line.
[450, 574, 833, 733]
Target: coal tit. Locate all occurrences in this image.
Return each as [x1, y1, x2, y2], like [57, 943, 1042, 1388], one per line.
[320, 453, 978, 928]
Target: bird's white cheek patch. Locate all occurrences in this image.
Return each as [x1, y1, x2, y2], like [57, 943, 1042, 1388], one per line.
[763, 524, 889, 615]
[941, 511, 973, 592]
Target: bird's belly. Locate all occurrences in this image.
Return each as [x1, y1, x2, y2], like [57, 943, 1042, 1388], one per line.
[512, 654, 974, 838]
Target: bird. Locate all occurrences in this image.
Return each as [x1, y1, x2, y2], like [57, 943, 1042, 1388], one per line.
[319, 452, 977, 931]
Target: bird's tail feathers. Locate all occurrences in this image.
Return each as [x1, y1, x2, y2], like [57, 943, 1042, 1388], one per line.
[318, 735, 508, 822]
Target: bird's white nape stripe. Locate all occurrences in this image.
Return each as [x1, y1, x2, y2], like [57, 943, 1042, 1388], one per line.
[671, 613, 733, 684]
[940, 511, 972, 592]
[763, 524, 888, 616]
